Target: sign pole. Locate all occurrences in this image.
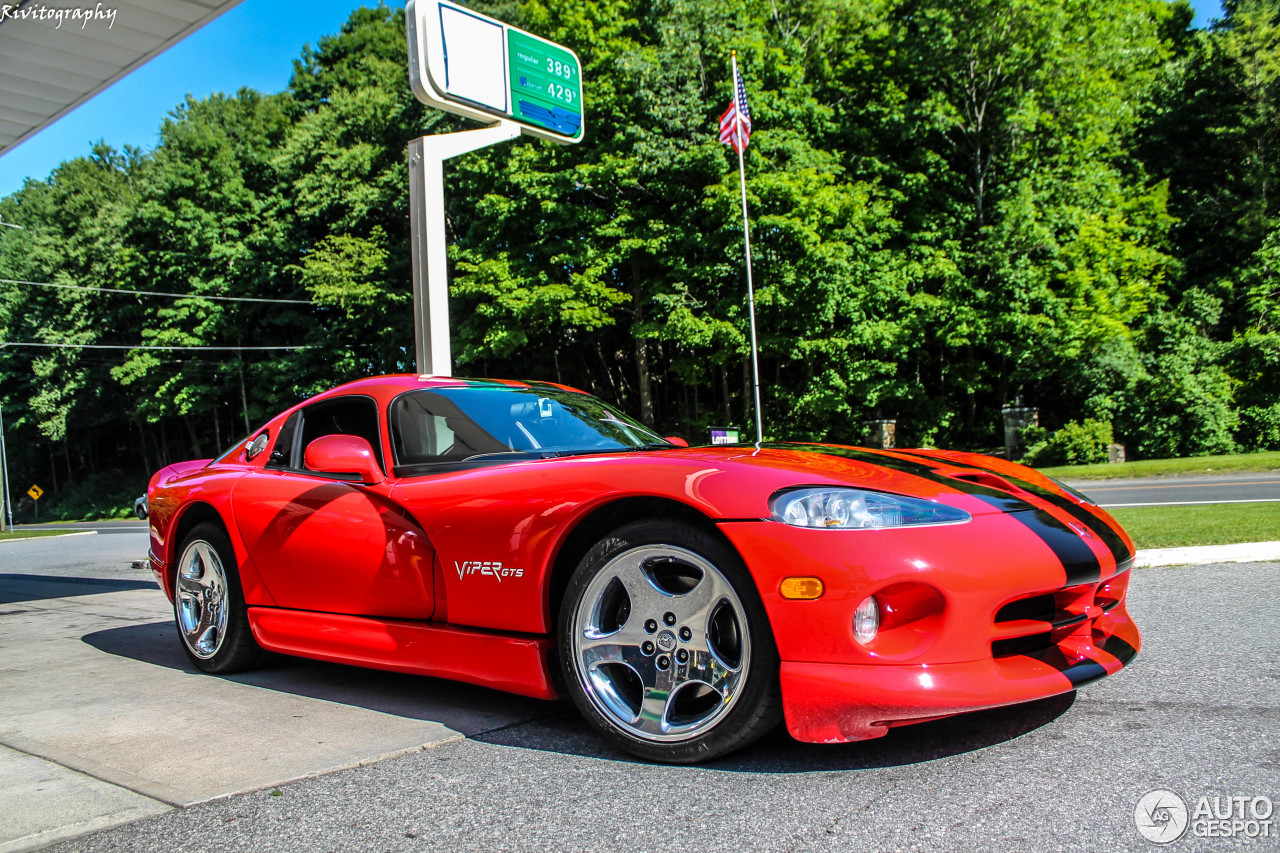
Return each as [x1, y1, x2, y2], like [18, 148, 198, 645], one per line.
[408, 121, 522, 375]
[405, 0, 584, 374]
[0, 403, 12, 530]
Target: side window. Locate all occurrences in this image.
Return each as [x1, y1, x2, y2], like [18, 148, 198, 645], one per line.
[389, 391, 508, 466]
[266, 412, 302, 470]
[297, 396, 385, 473]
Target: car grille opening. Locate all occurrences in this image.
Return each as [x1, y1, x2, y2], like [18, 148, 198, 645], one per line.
[992, 571, 1130, 661]
[994, 593, 1055, 624]
[992, 632, 1053, 658]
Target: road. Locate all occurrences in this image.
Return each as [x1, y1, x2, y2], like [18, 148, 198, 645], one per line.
[2, 532, 1277, 852]
[1068, 473, 1280, 508]
[4, 473, 1278, 539]
[11, 520, 147, 536]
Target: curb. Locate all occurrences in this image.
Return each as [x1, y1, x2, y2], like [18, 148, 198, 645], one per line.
[0, 531, 99, 544]
[1136, 540, 1280, 567]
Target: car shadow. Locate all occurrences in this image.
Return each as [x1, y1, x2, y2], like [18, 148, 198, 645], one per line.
[80, 621, 561, 732]
[82, 620, 1076, 774]
[474, 692, 1079, 773]
[0, 573, 157, 605]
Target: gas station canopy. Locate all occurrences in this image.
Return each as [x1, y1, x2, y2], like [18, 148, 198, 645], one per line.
[0, 0, 246, 155]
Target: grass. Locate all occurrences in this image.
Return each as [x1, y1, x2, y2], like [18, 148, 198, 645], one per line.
[0, 529, 73, 541]
[1109, 503, 1280, 549]
[1037, 450, 1280, 480]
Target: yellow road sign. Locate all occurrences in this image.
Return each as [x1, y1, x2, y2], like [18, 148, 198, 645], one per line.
[27, 484, 43, 501]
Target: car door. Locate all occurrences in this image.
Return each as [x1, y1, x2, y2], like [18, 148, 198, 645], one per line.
[231, 394, 435, 619]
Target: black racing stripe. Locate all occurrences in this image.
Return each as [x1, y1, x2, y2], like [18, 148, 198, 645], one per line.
[890, 449, 1133, 568]
[1101, 634, 1138, 666]
[1061, 659, 1109, 688]
[1007, 509, 1102, 586]
[1006, 481, 1131, 568]
[1035, 648, 1110, 687]
[772, 443, 1106, 584]
[767, 443, 1033, 512]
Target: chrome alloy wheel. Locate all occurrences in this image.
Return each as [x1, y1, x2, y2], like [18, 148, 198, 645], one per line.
[175, 539, 230, 659]
[570, 544, 751, 742]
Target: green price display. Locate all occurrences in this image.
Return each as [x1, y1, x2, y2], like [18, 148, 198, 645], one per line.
[506, 30, 583, 140]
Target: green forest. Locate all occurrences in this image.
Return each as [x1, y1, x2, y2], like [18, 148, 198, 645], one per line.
[1, 0, 1278, 519]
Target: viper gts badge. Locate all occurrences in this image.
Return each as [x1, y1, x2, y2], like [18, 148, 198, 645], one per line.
[455, 560, 524, 581]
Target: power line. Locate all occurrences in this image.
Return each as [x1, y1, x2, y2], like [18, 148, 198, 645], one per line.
[0, 278, 312, 305]
[77, 357, 250, 367]
[0, 342, 315, 351]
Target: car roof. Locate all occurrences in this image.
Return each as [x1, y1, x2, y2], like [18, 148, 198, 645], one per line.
[309, 374, 590, 405]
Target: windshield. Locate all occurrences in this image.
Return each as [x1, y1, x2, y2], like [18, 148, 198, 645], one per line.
[389, 386, 667, 468]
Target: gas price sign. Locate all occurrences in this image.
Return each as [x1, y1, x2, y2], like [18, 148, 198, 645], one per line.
[507, 30, 581, 140]
[407, 0, 584, 144]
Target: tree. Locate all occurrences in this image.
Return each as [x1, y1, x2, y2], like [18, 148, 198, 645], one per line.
[3, 0, 1275, 520]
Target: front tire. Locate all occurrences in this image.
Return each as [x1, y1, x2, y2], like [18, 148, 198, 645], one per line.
[173, 521, 264, 674]
[558, 520, 782, 763]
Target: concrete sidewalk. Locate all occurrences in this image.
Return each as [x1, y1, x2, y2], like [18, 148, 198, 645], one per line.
[0, 569, 548, 853]
[1135, 539, 1280, 567]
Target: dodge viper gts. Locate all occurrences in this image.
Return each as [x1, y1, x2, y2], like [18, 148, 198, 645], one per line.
[145, 374, 1140, 763]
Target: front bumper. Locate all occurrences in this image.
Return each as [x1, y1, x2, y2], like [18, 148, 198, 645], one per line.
[781, 607, 1139, 742]
[148, 550, 171, 601]
[717, 510, 1141, 744]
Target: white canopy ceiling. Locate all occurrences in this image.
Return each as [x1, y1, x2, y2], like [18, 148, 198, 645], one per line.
[0, 0, 246, 154]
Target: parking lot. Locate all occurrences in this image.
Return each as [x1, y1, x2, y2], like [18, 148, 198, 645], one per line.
[2, 531, 1277, 852]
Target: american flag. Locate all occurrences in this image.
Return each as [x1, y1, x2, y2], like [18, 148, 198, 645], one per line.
[718, 67, 752, 154]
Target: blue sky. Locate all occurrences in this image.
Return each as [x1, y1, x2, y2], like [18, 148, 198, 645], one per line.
[0, 0, 1229, 199]
[0, 0, 372, 197]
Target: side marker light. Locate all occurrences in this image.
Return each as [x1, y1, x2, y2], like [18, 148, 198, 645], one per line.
[780, 577, 825, 600]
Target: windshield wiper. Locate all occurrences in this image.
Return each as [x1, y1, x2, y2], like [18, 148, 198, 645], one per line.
[538, 442, 677, 460]
[460, 451, 543, 462]
[545, 448, 618, 458]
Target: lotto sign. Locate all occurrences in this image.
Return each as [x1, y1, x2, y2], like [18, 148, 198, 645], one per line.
[709, 428, 741, 446]
[407, 0, 584, 144]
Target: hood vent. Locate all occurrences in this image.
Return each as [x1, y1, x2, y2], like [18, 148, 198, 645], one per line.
[946, 470, 1024, 496]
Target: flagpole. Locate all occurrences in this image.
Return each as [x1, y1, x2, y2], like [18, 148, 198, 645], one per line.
[731, 51, 765, 446]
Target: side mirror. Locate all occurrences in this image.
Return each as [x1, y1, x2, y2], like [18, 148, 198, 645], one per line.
[664, 436, 690, 447]
[303, 435, 385, 485]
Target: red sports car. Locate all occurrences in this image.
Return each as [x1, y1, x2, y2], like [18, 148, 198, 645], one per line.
[146, 374, 1139, 763]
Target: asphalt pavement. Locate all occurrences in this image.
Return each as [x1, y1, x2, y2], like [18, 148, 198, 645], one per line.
[1067, 472, 1280, 508]
[9, 520, 148, 536]
[2, 532, 1277, 852]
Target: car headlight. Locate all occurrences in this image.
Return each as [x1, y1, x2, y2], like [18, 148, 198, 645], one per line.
[770, 487, 972, 529]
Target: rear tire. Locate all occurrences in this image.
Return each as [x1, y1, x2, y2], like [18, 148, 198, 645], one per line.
[558, 519, 782, 763]
[173, 521, 264, 674]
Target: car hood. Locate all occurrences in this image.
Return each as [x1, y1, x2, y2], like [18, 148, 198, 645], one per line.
[649, 441, 1132, 568]
[149, 458, 215, 490]
[631, 442, 1050, 513]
